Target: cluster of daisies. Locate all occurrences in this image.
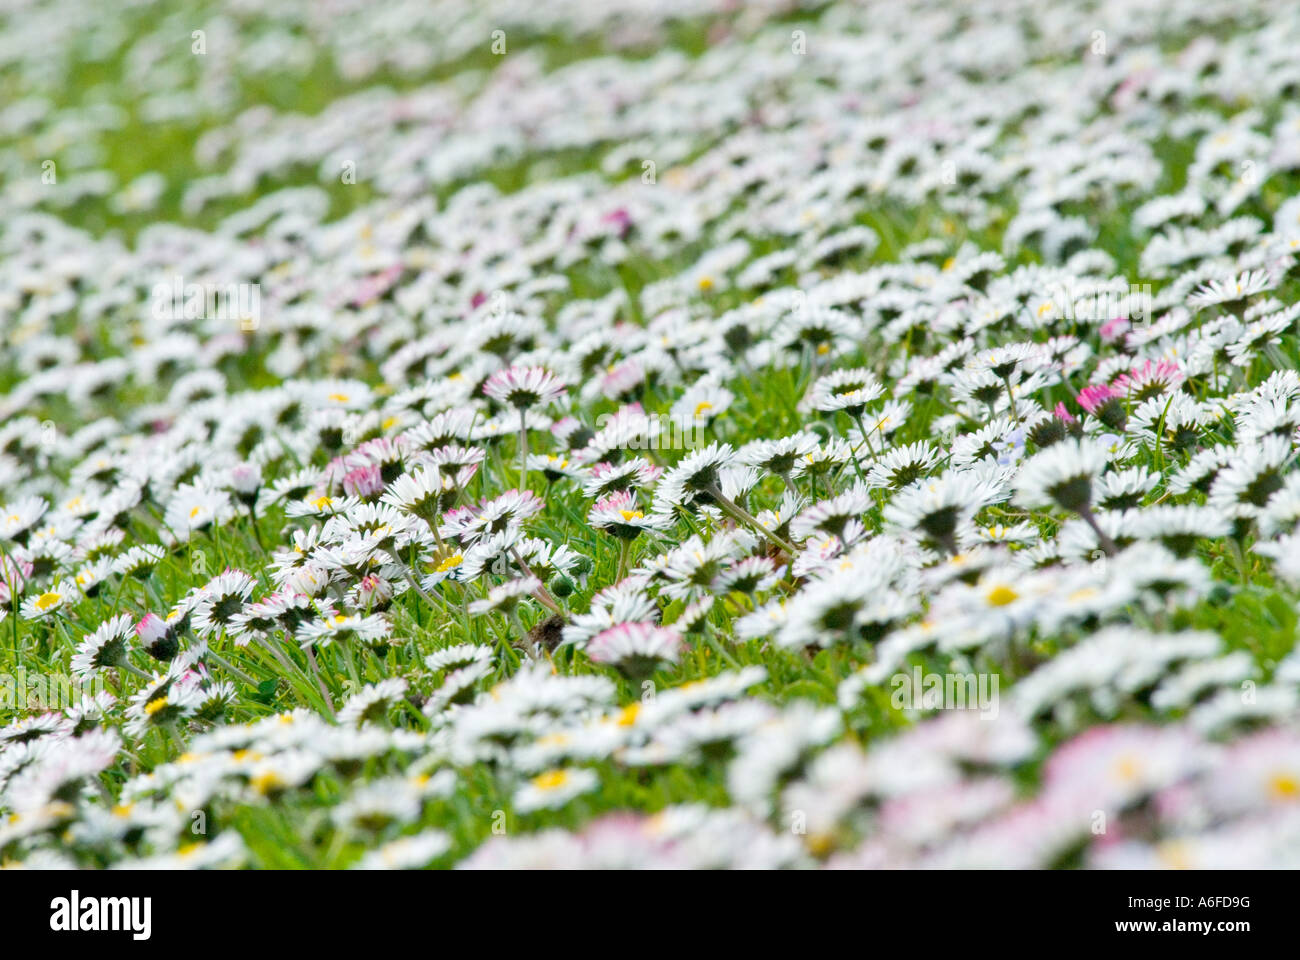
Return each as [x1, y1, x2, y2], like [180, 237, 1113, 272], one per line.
[4, 0, 1300, 868]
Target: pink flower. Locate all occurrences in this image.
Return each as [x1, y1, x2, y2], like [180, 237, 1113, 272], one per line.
[602, 208, 632, 237]
[135, 612, 168, 645]
[1099, 316, 1130, 342]
[1053, 402, 1077, 424]
[483, 365, 566, 410]
[342, 464, 384, 498]
[1077, 383, 1121, 415]
[1112, 359, 1184, 396]
[356, 574, 394, 608]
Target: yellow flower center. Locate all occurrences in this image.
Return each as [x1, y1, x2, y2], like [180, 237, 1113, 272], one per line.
[1157, 840, 1193, 870]
[144, 696, 169, 716]
[532, 770, 571, 791]
[1269, 772, 1300, 800]
[1114, 754, 1141, 782]
[251, 771, 284, 795]
[985, 585, 1018, 607]
[34, 592, 62, 611]
[436, 554, 463, 572]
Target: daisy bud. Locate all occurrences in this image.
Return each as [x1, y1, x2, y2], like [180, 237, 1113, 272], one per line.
[228, 462, 263, 505]
[135, 612, 179, 662]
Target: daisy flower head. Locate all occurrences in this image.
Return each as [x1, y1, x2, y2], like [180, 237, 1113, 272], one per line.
[1207, 434, 1294, 521]
[1188, 269, 1275, 313]
[1077, 383, 1127, 432]
[1112, 359, 1185, 405]
[296, 611, 393, 651]
[587, 622, 684, 682]
[582, 458, 662, 499]
[111, 544, 166, 580]
[124, 675, 203, 738]
[670, 381, 734, 428]
[163, 481, 234, 543]
[337, 678, 410, 728]
[738, 433, 821, 479]
[191, 569, 257, 638]
[1014, 438, 1112, 514]
[483, 365, 566, 410]
[455, 488, 545, 544]
[514, 767, 600, 813]
[652, 441, 735, 513]
[72, 557, 115, 598]
[1, 496, 48, 546]
[467, 575, 543, 618]
[806, 368, 885, 416]
[20, 581, 73, 621]
[883, 472, 997, 556]
[225, 461, 263, 506]
[354, 830, 453, 870]
[71, 613, 133, 678]
[588, 490, 669, 541]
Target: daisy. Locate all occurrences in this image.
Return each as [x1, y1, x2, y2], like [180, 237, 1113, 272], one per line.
[806, 367, 885, 417]
[587, 490, 670, 542]
[72, 557, 115, 598]
[738, 433, 821, 484]
[124, 676, 203, 739]
[712, 556, 784, 596]
[296, 612, 393, 651]
[514, 767, 600, 813]
[191, 570, 258, 638]
[1207, 435, 1293, 520]
[71, 614, 135, 679]
[582, 458, 662, 498]
[1111, 359, 1185, 404]
[669, 381, 734, 429]
[1076, 383, 1127, 432]
[163, 481, 234, 543]
[883, 472, 998, 556]
[0, 496, 48, 546]
[1188, 269, 1275, 313]
[864, 441, 942, 490]
[1095, 466, 1160, 511]
[483, 365, 566, 488]
[135, 611, 182, 661]
[337, 678, 409, 728]
[353, 830, 452, 869]
[1014, 439, 1116, 553]
[111, 544, 166, 580]
[467, 575, 543, 618]
[587, 622, 683, 681]
[20, 581, 72, 621]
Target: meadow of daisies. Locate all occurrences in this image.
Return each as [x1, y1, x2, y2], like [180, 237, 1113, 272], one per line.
[3, 0, 1300, 870]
